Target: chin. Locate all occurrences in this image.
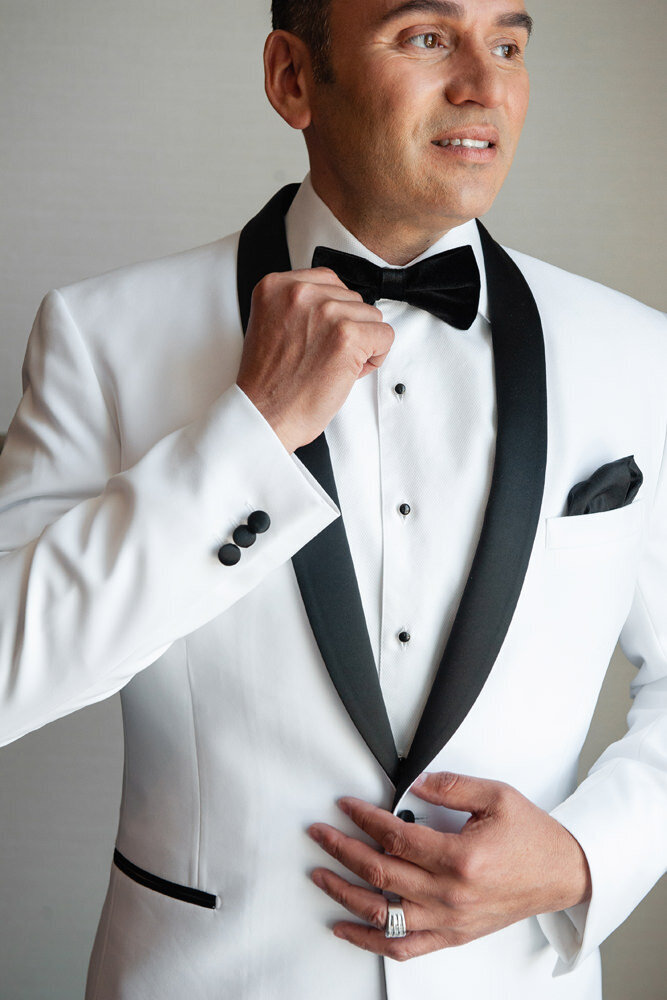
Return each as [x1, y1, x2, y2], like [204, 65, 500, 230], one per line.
[409, 177, 494, 217]
[434, 190, 497, 223]
[419, 197, 487, 227]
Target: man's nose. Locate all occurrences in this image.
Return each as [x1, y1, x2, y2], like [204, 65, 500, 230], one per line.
[443, 45, 505, 108]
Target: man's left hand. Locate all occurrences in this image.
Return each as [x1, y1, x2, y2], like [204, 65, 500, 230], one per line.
[308, 771, 592, 961]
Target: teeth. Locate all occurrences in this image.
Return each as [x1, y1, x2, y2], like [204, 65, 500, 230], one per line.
[437, 138, 491, 148]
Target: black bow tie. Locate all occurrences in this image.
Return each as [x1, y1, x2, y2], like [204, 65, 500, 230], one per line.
[311, 243, 481, 330]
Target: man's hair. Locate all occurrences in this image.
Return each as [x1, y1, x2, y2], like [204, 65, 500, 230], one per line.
[271, 0, 335, 84]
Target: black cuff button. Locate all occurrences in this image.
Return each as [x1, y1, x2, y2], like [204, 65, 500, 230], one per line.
[233, 524, 257, 548]
[218, 543, 241, 566]
[248, 510, 271, 534]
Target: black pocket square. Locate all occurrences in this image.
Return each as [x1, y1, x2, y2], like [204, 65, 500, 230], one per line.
[566, 455, 643, 516]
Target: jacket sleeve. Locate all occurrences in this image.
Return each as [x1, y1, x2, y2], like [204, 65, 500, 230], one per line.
[0, 288, 340, 747]
[536, 417, 667, 973]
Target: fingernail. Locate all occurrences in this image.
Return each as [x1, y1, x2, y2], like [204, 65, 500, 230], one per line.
[411, 772, 430, 788]
[333, 927, 348, 940]
[311, 871, 326, 889]
[337, 798, 351, 814]
[309, 825, 324, 843]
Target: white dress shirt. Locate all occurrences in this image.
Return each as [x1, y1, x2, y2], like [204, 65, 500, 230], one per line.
[286, 174, 496, 756]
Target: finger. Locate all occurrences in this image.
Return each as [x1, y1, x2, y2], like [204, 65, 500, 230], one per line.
[308, 823, 432, 897]
[347, 320, 394, 374]
[337, 797, 458, 874]
[410, 771, 506, 815]
[263, 266, 365, 301]
[312, 285, 369, 303]
[358, 354, 389, 378]
[328, 301, 385, 321]
[291, 265, 362, 294]
[356, 327, 395, 376]
[332, 922, 454, 961]
[311, 867, 432, 932]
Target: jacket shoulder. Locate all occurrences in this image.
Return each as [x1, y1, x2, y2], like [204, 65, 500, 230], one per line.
[500, 244, 667, 427]
[501, 244, 666, 335]
[55, 230, 242, 329]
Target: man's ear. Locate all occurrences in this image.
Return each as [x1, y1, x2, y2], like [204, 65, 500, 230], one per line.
[264, 30, 313, 130]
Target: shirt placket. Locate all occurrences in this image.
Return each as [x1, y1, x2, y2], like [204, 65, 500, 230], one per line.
[376, 301, 427, 758]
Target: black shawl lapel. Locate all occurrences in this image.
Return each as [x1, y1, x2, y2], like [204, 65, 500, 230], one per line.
[236, 185, 547, 798]
[237, 184, 400, 783]
[392, 219, 548, 804]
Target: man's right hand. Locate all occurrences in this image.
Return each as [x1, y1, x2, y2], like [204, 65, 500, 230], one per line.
[236, 267, 395, 454]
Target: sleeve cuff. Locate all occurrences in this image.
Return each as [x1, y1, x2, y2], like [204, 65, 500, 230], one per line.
[536, 900, 590, 975]
[233, 384, 337, 513]
[536, 756, 667, 975]
[163, 381, 341, 630]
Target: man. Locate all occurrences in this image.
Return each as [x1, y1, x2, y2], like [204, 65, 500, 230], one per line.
[0, 0, 665, 998]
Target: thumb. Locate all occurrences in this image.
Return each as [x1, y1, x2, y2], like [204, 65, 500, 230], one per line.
[410, 771, 504, 815]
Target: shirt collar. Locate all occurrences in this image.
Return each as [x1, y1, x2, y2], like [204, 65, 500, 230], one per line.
[285, 172, 489, 323]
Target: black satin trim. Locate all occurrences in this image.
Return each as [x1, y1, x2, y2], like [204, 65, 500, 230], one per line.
[236, 185, 399, 782]
[393, 221, 548, 803]
[113, 848, 218, 909]
[235, 185, 547, 796]
[290, 432, 400, 781]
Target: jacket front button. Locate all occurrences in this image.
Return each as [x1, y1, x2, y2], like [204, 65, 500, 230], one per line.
[233, 524, 256, 548]
[248, 510, 271, 534]
[218, 543, 241, 566]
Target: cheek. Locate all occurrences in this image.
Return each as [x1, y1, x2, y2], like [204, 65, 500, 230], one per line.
[357, 60, 434, 126]
[352, 89, 402, 134]
[509, 76, 530, 136]
[344, 90, 407, 162]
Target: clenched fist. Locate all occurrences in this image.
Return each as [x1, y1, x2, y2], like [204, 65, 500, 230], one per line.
[236, 267, 395, 454]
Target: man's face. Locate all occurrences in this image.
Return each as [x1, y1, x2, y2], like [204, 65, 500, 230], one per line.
[304, 0, 531, 234]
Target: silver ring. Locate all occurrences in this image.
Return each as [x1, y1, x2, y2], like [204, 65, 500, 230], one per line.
[385, 900, 407, 938]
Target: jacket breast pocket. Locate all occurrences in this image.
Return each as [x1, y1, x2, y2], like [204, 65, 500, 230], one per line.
[545, 498, 645, 550]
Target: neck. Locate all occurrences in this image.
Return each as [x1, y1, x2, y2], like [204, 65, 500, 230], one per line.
[308, 172, 465, 267]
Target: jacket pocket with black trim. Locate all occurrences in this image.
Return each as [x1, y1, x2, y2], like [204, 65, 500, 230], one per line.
[113, 848, 219, 909]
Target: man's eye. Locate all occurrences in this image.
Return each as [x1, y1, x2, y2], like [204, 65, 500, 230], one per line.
[406, 33, 444, 50]
[493, 42, 520, 58]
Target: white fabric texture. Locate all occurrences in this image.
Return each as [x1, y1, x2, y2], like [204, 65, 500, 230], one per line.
[286, 173, 494, 756]
[0, 174, 665, 998]
[286, 175, 595, 969]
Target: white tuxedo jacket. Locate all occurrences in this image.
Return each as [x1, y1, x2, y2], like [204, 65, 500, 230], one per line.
[0, 184, 665, 1000]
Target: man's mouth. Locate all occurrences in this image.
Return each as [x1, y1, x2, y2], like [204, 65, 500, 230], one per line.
[431, 126, 499, 150]
[433, 138, 494, 149]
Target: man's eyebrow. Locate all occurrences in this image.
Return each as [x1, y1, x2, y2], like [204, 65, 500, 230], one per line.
[494, 10, 533, 38]
[376, 1, 534, 40]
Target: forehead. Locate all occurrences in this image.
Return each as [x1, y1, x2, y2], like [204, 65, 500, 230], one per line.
[331, 0, 531, 32]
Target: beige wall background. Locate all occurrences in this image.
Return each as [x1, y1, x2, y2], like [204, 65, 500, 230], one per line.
[1, 1, 665, 997]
